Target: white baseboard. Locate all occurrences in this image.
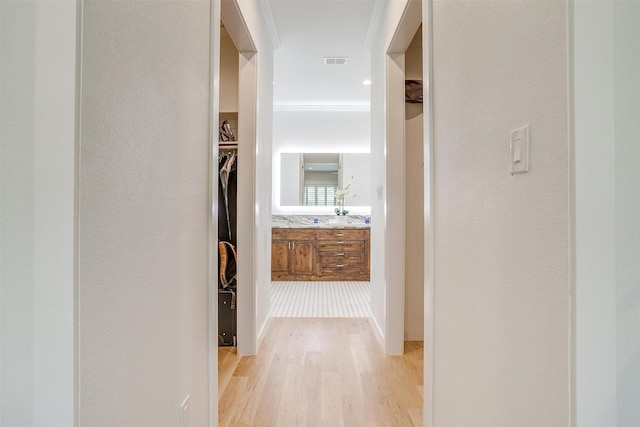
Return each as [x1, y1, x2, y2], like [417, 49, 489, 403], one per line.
[404, 332, 425, 341]
[367, 309, 384, 347]
[257, 315, 272, 351]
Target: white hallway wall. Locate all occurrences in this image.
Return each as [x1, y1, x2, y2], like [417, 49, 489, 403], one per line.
[0, 0, 275, 425]
[2, 0, 273, 424]
[430, 0, 570, 425]
[573, 1, 617, 424]
[78, 1, 212, 425]
[0, 1, 76, 426]
[614, 3, 640, 425]
[574, 2, 640, 425]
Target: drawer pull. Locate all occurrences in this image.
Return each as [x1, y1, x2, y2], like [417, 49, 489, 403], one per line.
[336, 264, 344, 268]
[336, 233, 345, 236]
[336, 253, 344, 256]
[336, 241, 344, 244]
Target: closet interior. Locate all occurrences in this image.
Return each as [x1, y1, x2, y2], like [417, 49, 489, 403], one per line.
[218, 24, 240, 347]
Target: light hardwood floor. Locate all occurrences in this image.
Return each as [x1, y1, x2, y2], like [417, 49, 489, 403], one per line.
[218, 318, 423, 426]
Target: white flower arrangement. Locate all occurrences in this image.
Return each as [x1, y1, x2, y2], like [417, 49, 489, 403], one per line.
[334, 177, 356, 216]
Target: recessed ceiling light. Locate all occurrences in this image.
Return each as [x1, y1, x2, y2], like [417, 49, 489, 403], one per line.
[362, 80, 372, 85]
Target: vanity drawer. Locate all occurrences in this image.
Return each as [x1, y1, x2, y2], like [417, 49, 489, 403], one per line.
[317, 241, 364, 252]
[316, 229, 366, 240]
[272, 228, 316, 241]
[319, 264, 363, 274]
[319, 253, 364, 264]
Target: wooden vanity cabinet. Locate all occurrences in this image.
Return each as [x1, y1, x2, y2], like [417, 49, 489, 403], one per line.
[271, 229, 317, 278]
[271, 227, 370, 281]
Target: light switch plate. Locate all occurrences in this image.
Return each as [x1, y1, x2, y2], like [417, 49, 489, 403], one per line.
[376, 185, 383, 200]
[510, 125, 529, 174]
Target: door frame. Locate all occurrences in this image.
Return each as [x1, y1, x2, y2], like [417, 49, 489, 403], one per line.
[208, 0, 258, 425]
[385, 0, 435, 426]
[384, 0, 421, 355]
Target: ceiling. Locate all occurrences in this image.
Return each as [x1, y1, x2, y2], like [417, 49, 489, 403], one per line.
[266, 0, 381, 109]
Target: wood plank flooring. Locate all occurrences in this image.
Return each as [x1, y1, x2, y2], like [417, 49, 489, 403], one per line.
[218, 318, 423, 426]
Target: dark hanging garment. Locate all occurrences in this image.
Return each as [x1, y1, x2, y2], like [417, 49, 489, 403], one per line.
[218, 151, 238, 347]
[218, 153, 237, 245]
[405, 79, 423, 103]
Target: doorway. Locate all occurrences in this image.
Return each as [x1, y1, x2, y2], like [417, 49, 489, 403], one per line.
[383, 0, 431, 424]
[267, 0, 374, 320]
[383, 0, 424, 356]
[212, 0, 259, 424]
[215, 0, 431, 423]
[271, 151, 372, 318]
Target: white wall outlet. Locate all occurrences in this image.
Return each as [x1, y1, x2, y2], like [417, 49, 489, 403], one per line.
[510, 125, 530, 174]
[180, 395, 191, 427]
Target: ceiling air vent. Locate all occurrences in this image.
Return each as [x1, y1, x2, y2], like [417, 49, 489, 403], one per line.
[324, 57, 349, 65]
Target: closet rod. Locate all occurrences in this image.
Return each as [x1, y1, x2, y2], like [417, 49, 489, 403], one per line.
[219, 143, 238, 150]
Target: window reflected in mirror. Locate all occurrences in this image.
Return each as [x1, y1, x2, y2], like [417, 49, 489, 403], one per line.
[279, 152, 370, 207]
[303, 153, 339, 206]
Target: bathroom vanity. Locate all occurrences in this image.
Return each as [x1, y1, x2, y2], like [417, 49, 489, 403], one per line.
[271, 226, 370, 281]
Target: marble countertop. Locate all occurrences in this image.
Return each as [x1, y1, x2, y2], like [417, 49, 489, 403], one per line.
[272, 214, 371, 229]
[272, 223, 370, 229]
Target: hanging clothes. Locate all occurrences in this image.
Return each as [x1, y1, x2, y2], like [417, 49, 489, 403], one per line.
[220, 152, 236, 241]
[218, 151, 237, 245]
[218, 149, 238, 348]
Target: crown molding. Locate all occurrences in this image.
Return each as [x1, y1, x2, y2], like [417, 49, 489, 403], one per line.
[259, 0, 281, 49]
[274, 104, 370, 112]
[364, 0, 385, 49]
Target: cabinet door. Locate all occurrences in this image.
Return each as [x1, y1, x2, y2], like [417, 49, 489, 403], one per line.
[364, 235, 370, 276]
[291, 241, 315, 275]
[271, 240, 290, 274]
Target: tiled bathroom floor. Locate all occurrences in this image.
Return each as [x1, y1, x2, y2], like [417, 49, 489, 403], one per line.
[271, 281, 370, 317]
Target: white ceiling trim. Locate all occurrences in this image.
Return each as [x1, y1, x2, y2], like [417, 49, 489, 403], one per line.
[364, 0, 385, 49]
[259, 0, 281, 49]
[274, 104, 370, 112]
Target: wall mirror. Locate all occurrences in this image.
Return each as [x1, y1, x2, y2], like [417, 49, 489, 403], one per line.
[279, 152, 371, 207]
